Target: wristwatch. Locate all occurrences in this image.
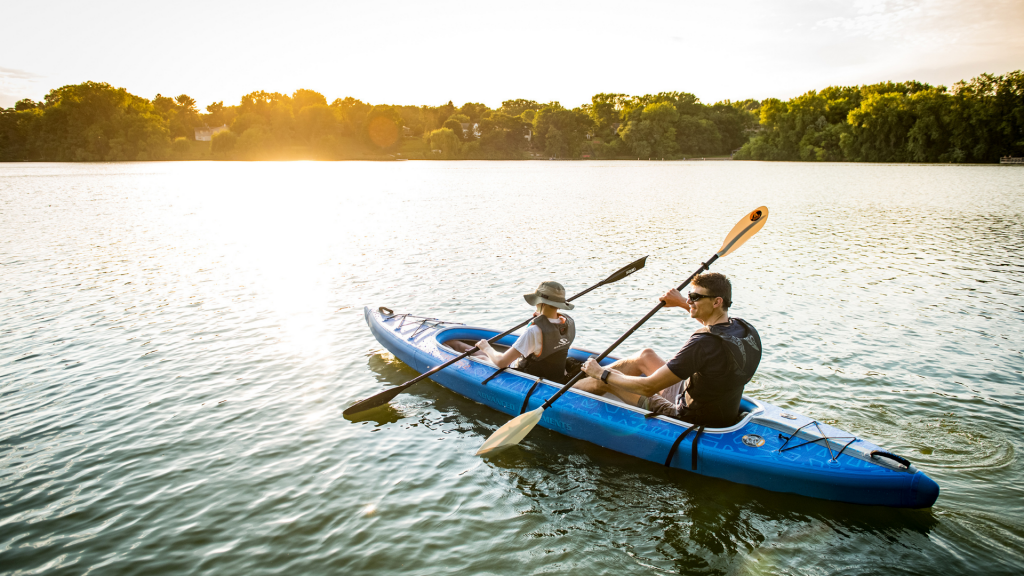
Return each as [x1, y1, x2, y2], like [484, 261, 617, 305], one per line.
[601, 369, 611, 383]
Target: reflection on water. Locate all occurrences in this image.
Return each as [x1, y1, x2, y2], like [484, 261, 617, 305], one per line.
[1, 161, 1022, 575]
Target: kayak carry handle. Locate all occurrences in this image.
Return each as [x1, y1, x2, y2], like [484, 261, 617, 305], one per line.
[379, 306, 394, 316]
[871, 450, 911, 468]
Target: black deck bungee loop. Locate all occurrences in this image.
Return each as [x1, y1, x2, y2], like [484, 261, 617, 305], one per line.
[664, 424, 700, 467]
[870, 450, 912, 468]
[519, 376, 543, 414]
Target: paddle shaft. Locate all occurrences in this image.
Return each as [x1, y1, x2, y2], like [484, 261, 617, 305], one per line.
[539, 253, 720, 410]
[343, 256, 648, 416]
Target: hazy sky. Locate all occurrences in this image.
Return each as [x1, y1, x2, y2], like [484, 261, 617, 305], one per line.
[1, 0, 1022, 110]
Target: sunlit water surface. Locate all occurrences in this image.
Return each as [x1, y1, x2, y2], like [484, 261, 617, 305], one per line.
[1, 161, 1022, 575]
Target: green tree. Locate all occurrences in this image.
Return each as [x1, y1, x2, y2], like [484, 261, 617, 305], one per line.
[0, 105, 41, 160]
[620, 101, 679, 157]
[292, 89, 327, 114]
[211, 129, 237, 159]
[332, 97, 370, 136]
[544, 126, 567, 158]
[429, 127, 462, 158]
[236, 125, 275, 159]
[296, 104, 339, 147]
[458, 102, 489, 122]
[33, 81, 170, 161]
[532, 104, 593, 158]
[843, 92, 916, 161]
[364, 105, 404, 151]
[203, 101, 234, 127]
[589, 93, 626, 137]
[477, 112, 527, 158]
[500, 99, 541, 117]
[437, 100, 456, 124]
[442, 118, 464, 139]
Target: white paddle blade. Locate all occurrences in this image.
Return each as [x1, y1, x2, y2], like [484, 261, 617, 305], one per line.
[476, 408, 545, 455]
[717, 206, 769, 257]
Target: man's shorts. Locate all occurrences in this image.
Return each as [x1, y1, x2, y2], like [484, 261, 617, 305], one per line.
[636, 380, 686, 419]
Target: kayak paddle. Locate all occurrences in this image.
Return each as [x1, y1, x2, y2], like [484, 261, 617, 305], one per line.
[476, 206, 768, 455]
[343, 255, 649, 417]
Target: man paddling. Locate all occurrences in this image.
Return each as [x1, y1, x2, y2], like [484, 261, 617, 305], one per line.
[577, 272, 761, 428]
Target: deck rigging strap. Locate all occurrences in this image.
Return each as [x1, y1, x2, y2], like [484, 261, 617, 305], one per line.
[691, 426, 706, 470]
[480, 367, 507, 386]
[778, 420, 856, 462]
[410, 318, 460, 338]
[381, 309, 462, 334]
[519, 376, 543, 414]
[664, 424, 700, 467]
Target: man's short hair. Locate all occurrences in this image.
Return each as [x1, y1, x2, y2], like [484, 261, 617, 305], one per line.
[693, 272, 732, 309]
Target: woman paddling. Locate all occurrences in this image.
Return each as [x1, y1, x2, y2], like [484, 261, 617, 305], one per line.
[450, 281, 577, 383]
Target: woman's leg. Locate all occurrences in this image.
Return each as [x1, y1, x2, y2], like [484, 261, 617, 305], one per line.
[447, 340, 487, 358]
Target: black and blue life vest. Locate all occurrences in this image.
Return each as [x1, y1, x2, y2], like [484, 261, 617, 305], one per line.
[517, 314, 575, 384]
[683, 317, 761, 427]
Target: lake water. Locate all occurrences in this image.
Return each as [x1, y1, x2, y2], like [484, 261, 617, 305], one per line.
[1, 161, 1022, 575]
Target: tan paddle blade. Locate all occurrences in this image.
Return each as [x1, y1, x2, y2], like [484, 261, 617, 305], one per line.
[717, 206, 769, 257]
[476, 407, 544, 455]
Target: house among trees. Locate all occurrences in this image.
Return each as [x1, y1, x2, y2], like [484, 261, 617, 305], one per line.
[193, 125, 229, 141]
[460, 122, 481, 138]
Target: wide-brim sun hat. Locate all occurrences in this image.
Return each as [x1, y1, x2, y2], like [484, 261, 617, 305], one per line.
[523, 281, 574, 310]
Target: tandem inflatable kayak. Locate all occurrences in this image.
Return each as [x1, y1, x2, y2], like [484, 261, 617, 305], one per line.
[364, 306, 940, 508]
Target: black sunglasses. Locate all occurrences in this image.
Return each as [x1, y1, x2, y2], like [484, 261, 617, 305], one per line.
[687, 292, 719, 302]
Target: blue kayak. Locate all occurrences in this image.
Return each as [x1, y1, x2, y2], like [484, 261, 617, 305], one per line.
[364, 306, 940, 508]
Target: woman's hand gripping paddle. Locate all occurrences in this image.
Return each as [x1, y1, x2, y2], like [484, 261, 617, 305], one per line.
[477, 207, 768, 455]
[342, 256, 648, 417]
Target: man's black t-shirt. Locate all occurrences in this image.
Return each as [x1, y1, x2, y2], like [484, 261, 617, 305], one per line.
[664, 318, 757, 426]
[666, 330, 734, 383]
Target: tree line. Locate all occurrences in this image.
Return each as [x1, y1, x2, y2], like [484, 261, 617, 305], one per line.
[1, 71, 1020, 162]
[736, 71, 1024, 162]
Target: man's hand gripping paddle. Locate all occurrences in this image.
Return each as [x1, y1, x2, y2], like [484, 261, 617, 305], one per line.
[342, 256, 648, 417]
[477, 207, 768, 455]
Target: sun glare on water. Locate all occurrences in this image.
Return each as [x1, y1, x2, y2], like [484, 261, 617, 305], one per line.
[163, 162, 377, 359]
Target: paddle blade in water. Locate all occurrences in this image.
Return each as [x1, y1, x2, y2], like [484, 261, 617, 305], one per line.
[717, 206, 769, 257]
[602, 255, 648, 285]
[476, 408, 544, 455]
[342, 384, 411, 417]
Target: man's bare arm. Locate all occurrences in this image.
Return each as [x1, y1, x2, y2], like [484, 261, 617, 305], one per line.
[582, 359, 680, 397]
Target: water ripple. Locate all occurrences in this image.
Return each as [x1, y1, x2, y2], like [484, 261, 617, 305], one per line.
[1, 161, 1022, 575]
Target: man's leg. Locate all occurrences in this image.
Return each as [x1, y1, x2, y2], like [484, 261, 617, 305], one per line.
[574, 348, 667, 405]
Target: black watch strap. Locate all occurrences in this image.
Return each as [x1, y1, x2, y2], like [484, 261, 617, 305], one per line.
[601, 369, 611, 383]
